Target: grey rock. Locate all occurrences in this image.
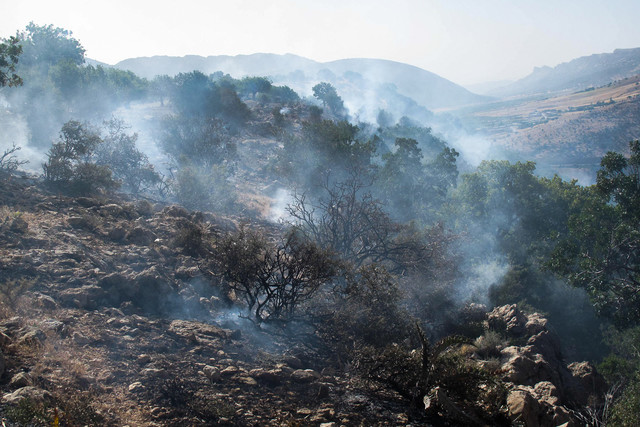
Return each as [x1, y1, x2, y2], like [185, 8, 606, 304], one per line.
[2, 386, 53, 405]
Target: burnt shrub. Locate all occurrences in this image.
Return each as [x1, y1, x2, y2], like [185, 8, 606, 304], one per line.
[173, 220, 210, 257]
[215, 227, 337, 324]
[355, 326, 506, 424]
[312, 264, 412, 359]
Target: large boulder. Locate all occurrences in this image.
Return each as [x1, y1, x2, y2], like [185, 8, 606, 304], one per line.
[489, 305, 608, 424]
[97, 267, 176, 313]
[507, 385, 574, 427]
[567, 361, 608, 407]
[2, 386, 53, 405]
[58, 285, 105, 309]
[487, 304, 528, 336]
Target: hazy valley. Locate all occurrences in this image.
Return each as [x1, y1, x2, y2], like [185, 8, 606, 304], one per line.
[1, 22, 640, 426]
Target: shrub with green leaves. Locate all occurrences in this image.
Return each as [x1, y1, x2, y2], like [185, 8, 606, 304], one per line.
[94, 118, 161, 194]
[43, 120, 118, 194]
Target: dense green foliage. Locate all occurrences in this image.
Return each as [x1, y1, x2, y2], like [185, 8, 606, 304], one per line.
[550, 140, 640, 328]
[43, 120, 161, 196]
[312, 82, 347, 117]
[0, 35, 23, 87]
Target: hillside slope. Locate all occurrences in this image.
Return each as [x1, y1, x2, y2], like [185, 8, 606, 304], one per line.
[0, 174, 607, 426]
[490, 47, 640, 97]
[114, 53, 488, 110]
[454, 73, 640, 181]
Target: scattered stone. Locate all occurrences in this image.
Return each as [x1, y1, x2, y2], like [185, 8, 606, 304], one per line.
[10, 216, 28, 234]
[0, 331, 10, 347]
[138, 354, 151, 364]
[32, 293, 58, 310]
[126, 226, 156, 246]
[220, 366, 240, 377]
[2, 386, 53, 405]
[135, 200, 155, 217]
[100, 204, 125, 217]
[250, 368, 286, 386]
[67, 216, 92, 229]
[203, 365, 221, 382]
[128, 382, 145, 393]
[317, 382, 331, 399]
[58, 285, 105, 309]
[71, 331, 90, 346]
[291, 369, 321, 383]
[17, 327, 46, 347]
[238, 376, 258, 386]
[141, 368, 168, 378]
[283, 355, 304, 369]
[76, 197, 101, 208]
[9, 372, 32, 388]
[162, 205, 190, 218]
[108, 226, 127, 242]
[169, 319, 229, 342]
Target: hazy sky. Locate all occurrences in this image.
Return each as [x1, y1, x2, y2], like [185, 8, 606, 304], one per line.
[2, 0, 640, 85]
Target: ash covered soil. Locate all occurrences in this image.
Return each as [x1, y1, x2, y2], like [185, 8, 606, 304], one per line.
[0, 176, 414, 426]
[0, 174, 608, 426]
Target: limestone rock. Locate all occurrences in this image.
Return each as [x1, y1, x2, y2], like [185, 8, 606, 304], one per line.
[9, 372, 32, 388]
[203, 365, 221, 382]
[128, 381, 145, 393]
[507, 387, 540, 426]
[291, 369, 321, 383]
[567, 361, 608, 406]
[2, 386, 53, 405]
[126, 226, 156, 246]
[487, 304, 528, 336]
[169, 319, 229, 342]
[58, 285, 105, 309]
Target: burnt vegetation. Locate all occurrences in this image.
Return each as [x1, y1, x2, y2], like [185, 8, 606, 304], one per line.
[1, 22, 639, 426]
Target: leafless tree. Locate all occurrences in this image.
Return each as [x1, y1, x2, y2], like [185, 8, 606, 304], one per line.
[286, 172, 455, 275]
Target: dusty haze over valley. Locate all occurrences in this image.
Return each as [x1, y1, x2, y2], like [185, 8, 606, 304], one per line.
[1, 2, 640, 426]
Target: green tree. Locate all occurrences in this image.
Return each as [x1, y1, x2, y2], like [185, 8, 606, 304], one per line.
[94, 119, 161, 194]
[236, 76, 272, 99]
[42, 120, 118, 194]
[0, 35, 23, 87]
[312, 82, 346, 117]
[550, 141, 640, 328]
[17, 22, 84, 74]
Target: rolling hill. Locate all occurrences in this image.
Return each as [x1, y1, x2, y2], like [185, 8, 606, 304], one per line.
[489, 47, 640, 97]
[453, 73, 640, 182]
[114, 53, 488, 111]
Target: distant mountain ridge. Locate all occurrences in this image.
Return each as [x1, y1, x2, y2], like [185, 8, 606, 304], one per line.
[490, 47, 640, 97]
[113, 53, 488, 110]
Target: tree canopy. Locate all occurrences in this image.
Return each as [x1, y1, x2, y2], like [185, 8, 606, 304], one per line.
[0, 36, 23, 87]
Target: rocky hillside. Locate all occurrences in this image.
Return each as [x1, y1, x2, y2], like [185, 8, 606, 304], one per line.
[490, 47, 640, 97]
[0, 173, 608, 426]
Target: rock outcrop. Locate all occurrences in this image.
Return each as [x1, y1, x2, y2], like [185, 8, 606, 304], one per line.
[487, 304, 607, 426]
